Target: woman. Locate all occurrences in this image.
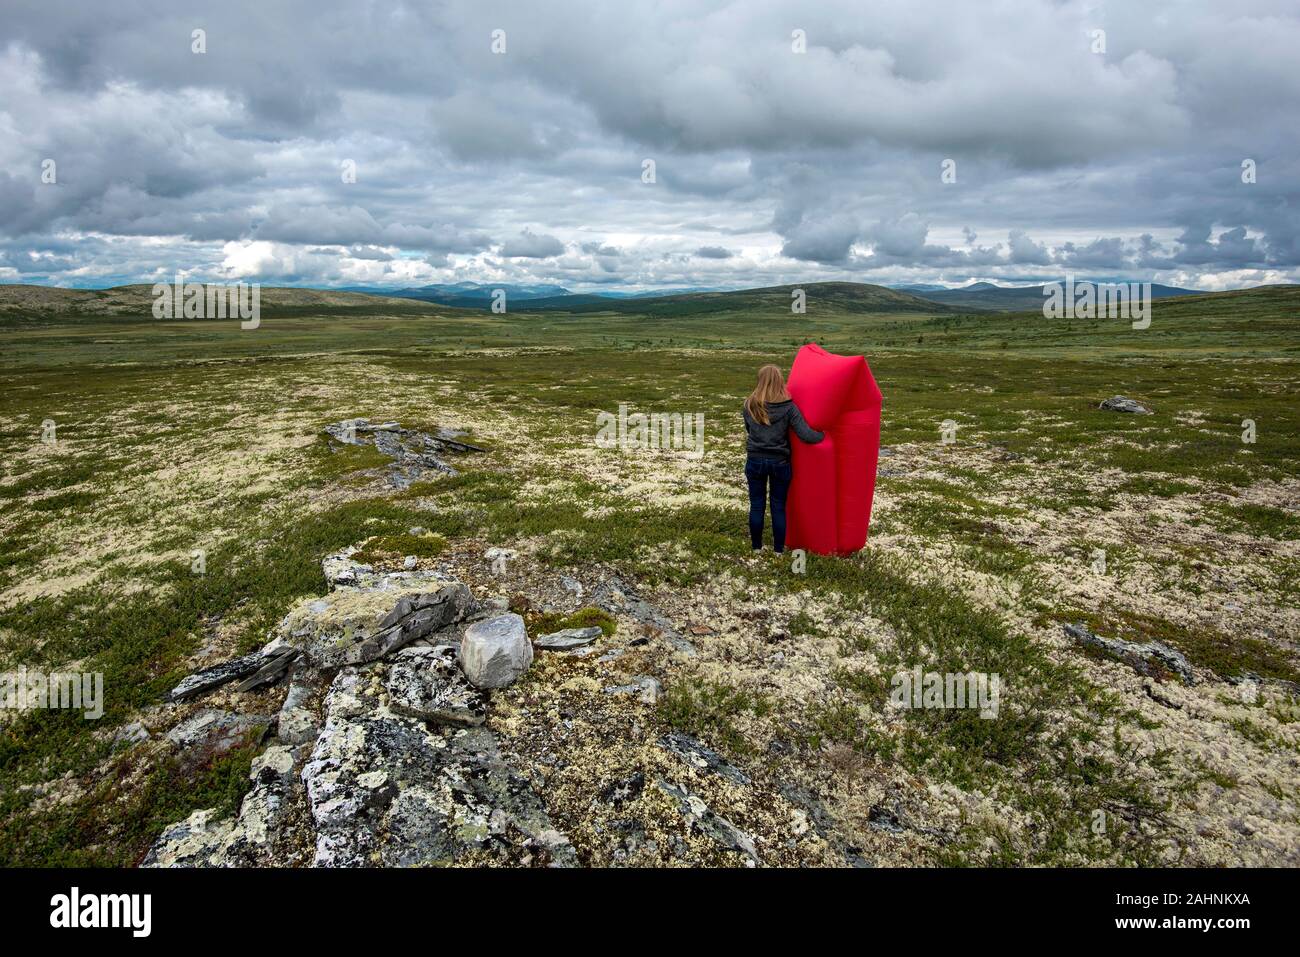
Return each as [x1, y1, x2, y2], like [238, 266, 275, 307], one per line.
[742, 364, 824, 553]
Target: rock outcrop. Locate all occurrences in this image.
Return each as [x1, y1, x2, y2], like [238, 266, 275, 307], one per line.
[281, 577, 473, 669]
[322, 418, 486, 487]
[302, 665, 573, 867]
[146, 546, 568, 868]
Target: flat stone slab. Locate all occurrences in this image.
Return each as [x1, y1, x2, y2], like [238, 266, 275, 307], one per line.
[605, 675, 661, 704]
[168, 646, 283, 702]
[165, 708, 268, 757]
[592, 577, 696, 656]
[656, 779, 759, 865]
[534, 626, 603, 650]
[322, 419, 485, 487]
[280, 579, 473, 669]
[1099, 395, 1152, 414]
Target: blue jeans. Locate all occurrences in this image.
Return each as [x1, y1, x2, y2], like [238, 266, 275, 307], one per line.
[745, 456, 792, 552]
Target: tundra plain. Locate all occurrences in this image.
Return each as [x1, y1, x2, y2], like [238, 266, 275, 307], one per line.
[1, 282, 1297, 866]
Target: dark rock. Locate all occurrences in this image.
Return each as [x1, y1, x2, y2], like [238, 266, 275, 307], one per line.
[867, 805, 906, 833]
[659, 732, 750, 785]
[600, 771, 646, 809]
[1143, 681, 1183, 709]
[168, 645, 284, 702]
[1099, 395, 1152, 414]
[1065, 622, 1194, 684]
[592, 577, 696, 655]
[233, 647, 299, 693]
[656, 779, 759, 865]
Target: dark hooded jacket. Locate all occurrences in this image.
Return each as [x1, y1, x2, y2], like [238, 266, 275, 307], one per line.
[742, 399, 824, 462]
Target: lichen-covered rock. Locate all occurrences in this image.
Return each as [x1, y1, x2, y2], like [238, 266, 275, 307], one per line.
[605, 675, 661, 704]
[659, 732, 750, 785]
[459, 614, 533, 689]
[111, 721, 150, 750]
[321, 418, 484, 488]
[142, 809, 237, 867]
[277, 667, 322, 746]
[143, 744, 302, 868]
[301, 667, 573, 867]
[281, 578, 472, 669]
[385, 645, 486, 726]
[322, 545, 372, 589]
[165, 708, 268, 757]
[657, 779, 760, 865]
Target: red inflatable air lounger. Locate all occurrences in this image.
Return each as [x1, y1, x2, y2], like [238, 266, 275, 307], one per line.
[785, 343, 883, 555]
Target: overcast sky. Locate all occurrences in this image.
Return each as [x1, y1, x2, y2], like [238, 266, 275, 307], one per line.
[2, 0, 1298, 291]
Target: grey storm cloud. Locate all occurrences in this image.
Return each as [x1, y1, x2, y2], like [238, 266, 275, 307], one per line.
[0, 0, 1297, 289]
[499, 229, 566, 258]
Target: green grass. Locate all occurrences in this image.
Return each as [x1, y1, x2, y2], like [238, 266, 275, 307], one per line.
[0, 736, 262, 867]
[525, 606, 618, 638]
[351, 531, 447, 565]
[658, 677, 773, 757]
[0, 495, 439, 791]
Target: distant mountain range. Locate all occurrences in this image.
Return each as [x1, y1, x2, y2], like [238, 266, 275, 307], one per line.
[341, 282, 711, 310]
[340, 279, 1207, 313]
[8, 278, 1283, 321]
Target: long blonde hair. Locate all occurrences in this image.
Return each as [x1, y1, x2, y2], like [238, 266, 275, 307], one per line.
[745, 364, 790, 425]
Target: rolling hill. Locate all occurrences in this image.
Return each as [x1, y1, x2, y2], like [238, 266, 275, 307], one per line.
[0, 283, 447, 318]
[912, 281, 1202, 312]
[509, 282, 970, 316]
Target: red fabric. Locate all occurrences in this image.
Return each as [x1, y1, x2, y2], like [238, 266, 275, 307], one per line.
[788, 433, 838, 554]
[785, 344, 883, 555]
[787, 345, 860, 430]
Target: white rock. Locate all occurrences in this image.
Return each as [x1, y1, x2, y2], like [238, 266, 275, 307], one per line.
[459, 614, 533, 689]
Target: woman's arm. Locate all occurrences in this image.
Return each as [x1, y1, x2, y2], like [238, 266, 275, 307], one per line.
[789, 404, 824, 444]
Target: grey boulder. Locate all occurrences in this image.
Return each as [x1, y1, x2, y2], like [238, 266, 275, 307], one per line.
[1099, 395, 1152, 414]
[458, 614, 533, 689]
